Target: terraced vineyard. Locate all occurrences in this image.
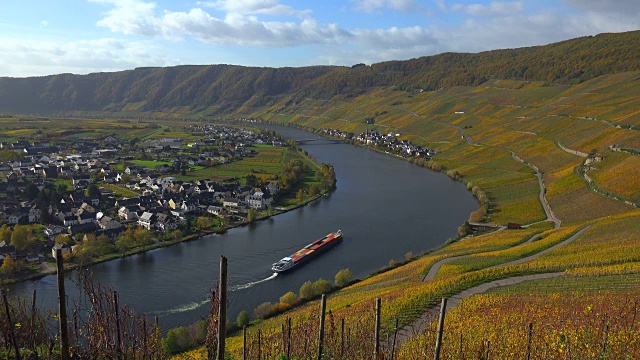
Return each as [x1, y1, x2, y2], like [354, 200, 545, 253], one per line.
[172, 71, 640, 359]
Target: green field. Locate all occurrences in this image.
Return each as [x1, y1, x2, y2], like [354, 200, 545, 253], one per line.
[130, 160, 172, 168]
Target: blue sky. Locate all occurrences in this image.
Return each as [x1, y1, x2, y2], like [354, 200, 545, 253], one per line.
[0, 0, 638, 77]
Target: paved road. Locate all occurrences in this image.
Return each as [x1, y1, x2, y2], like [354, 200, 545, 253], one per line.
[485, 224, 592, 270]
[510, 151, 561, 228]
[446, 273, 565, 310]
[422, 232, 542, 282]
[395, 225, 592, 345]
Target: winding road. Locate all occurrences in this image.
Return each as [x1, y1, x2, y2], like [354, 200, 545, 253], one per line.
[395, 224, 592, 345]
[510, 151, 561, 228]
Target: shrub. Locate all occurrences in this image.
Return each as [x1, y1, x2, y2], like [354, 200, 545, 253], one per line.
[312, 278, 332, 295]
[404, 251, 414, 262]
[334, 268, 353, 288]
[279, 291, 299, 306]
[163, 327, 191, 354]
[254, 302, 274, 319]
[236, 310, 250, 328]
[299, 281, 314, 300]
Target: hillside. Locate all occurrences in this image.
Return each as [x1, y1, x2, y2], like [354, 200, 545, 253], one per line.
[0, 31, 639, 115]
[1, 30, 639, 359]
[176, 52, 638, 358]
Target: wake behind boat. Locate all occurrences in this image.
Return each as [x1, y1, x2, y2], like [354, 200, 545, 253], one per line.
[272, 230, 343, 273]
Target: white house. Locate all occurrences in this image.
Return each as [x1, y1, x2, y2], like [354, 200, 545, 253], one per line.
[138, 212, 156, 230]
[245, 191, 273, 210]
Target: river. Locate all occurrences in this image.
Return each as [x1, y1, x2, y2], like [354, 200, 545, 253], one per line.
[9, 125, 477, 331]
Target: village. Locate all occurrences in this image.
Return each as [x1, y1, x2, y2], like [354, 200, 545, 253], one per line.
[321, 127, 438, 159]
[0, 124, 288, 279]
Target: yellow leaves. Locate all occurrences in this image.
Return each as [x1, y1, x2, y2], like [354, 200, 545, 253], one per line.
[398, 291, 640, 359]
[584, 304, 593, 315]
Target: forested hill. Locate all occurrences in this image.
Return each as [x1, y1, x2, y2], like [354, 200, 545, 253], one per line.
[1, 30, 639, 114]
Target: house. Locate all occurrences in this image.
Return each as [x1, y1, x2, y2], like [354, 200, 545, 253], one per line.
[63, 215, 79, 226]
[207, 206, 226, 216]
[156, 213, 179, 231]
[118, 206, 139, 221]
[7, 211, 26, 225]
[77, 211, 96, 224]
[245, 191, 273, 210]
[28, 207, 41, 223]
[103, 172, 118, 183]
[44, 225, 66, 238]
[116, 197, 140, 207]
[52, 243, 71, 259]
[125, 166, 140, 175]
[223, 198, 241, 208]
[68, 222, 97, 236]
[236, 186, 253, 198]
[42, 167, 58, 179]
[138, 211, 156, 230]
[25, 254, 40, 264]
[72, 174, 91, 185]
[266, 182, 279, 195]
[155, 164, 172, 174]
[98, 216, 123, 230]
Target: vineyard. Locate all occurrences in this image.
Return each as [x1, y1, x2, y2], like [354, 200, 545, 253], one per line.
[2, 55, 640, 358]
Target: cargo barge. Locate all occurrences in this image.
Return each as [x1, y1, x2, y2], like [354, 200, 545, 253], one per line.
[271, 230, 343, 273]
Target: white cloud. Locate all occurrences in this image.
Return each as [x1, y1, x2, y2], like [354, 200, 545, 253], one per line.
[563, 0, 640, 14]
[92, 0, 349, 47]
[40, 20, 49, 27]
[0, 37, 173, 77]
[91, 0, 161, 36]
[197, 0, 310, 16]
[4, 0, 639, 77]
[351, 0, 429, 13]
[450, 1, 524, 16]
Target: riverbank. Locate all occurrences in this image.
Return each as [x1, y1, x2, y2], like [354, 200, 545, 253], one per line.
[2, 187, 332, 286]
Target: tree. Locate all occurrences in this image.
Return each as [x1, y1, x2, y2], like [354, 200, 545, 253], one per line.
[334, 268, 352, 288]
[296, 188, 304, 203]
[85, 183, 100, 198]
[169, 229, 183, 241]
[55, 234, 72, 245]
[458, 221, 472, 237]
[299, 281, 314, 300]
[134, 227, 153, 249]
[236, 310, 250, 328]
[312, 278, 332, 296]
[404, 251, 414, 262]
[245, 174, 257, 187]
[254, 302, 274, 319]
[0, 149, 21, 162]
[24, 183, 40, 201]
[0, 255, 18, 275]
[10, 225, 37, 253]
[0, 225, 11, 243]
[309, 185, 320, 197]
[247, 208, 256, 223]
[116, 229, 136, 253]
[196, 216, 214, 229]
[279, 291, 298, 306]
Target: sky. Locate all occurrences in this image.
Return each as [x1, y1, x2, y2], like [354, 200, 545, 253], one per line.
[0, 0, 638, 78]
